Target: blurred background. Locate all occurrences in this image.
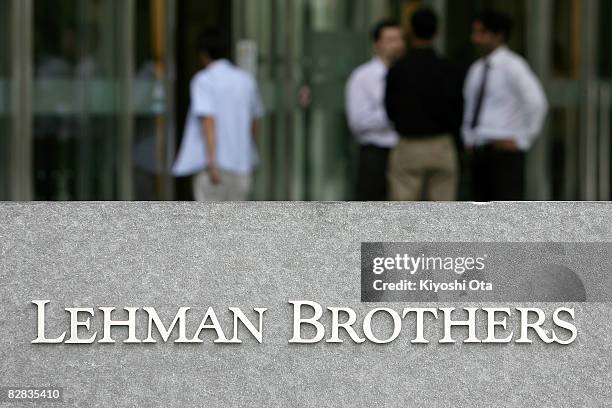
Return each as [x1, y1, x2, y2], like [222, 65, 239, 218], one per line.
[1, 0, 611, 201]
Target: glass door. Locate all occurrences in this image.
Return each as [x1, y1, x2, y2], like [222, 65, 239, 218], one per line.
[133, 0, 176, 201]
[33, 0, 129, 200]
[0, 0, 10, 199]
[236, 0, 394, 200]
[29, 0, 175, 201]
[234, 0, 302, 200]
[3, 0, 175, 201]
[301, 0, 376, 201]
[599, 0, 612, 201]
[545, 0, 608, 200]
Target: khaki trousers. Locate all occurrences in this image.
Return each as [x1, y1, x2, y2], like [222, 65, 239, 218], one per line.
[193, 170, 252, 202]
[388, 134, 458, 201]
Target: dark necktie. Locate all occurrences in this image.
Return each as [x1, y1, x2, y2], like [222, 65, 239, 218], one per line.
[470, 60, 491, 129]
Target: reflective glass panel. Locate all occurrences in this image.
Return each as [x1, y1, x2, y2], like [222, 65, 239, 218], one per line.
[0, 0, 9, 199]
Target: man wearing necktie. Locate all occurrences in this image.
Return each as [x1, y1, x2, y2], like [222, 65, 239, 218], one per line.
[462, 10, 548, 201]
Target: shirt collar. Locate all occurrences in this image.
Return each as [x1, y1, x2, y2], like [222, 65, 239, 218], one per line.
[409, 47, 436, 56]
[485, 45, 509, 65]
[371, 57, 387, 70]
[207, 58, 231, 71]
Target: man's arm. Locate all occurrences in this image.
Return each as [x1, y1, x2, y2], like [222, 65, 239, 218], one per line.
[383, 65, 400, 127]
[512, 60, 549, 146]
[190, 76, 220, 183]
[347, 71, 391, 135]
[202, 116, 221, 185]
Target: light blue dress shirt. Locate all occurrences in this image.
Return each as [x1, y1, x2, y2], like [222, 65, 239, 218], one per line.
[173, 59, 264, 176]
[345, 57, 399, 149]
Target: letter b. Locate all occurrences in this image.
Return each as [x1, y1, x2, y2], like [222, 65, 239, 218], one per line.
[288, 301, 325, 344]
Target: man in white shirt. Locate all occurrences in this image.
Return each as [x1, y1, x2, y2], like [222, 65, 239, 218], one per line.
[462, 11, 548, 201]
[173, 30, 264, 201]
[346, 20, 405, 201]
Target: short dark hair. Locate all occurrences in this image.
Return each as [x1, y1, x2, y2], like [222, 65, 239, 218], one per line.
[411, 8, 438, 40]
[371, 19, 401, 42]
[476, 10, 513, 41]
[197, 29, 228, 60]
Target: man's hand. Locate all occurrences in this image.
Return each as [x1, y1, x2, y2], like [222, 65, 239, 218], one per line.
[208, 164, 222, 185]
[493, 139, 519, 152]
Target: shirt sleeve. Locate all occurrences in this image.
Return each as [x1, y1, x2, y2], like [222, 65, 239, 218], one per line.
[510, 60, 549, 145]
[383, 66, 396, 125]
[346, 69, 392, 135]
[191, 76, 215, 117]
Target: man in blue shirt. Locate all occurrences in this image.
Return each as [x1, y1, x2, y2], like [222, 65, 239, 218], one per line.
[173, 30, 264, 201]
[346, 20, 405, 201]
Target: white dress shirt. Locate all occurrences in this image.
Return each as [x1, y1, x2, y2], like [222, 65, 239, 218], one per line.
[173, 59, 264, 177]
[346, 58, 399, 148]
[462, 46, 548, 151]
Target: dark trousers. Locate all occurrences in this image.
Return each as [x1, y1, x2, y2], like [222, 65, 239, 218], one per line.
[472, 145, 526, 201]
[356, 145, 391, 201]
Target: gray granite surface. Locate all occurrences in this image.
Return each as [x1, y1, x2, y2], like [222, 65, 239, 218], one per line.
[0, 202, 610, 407]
